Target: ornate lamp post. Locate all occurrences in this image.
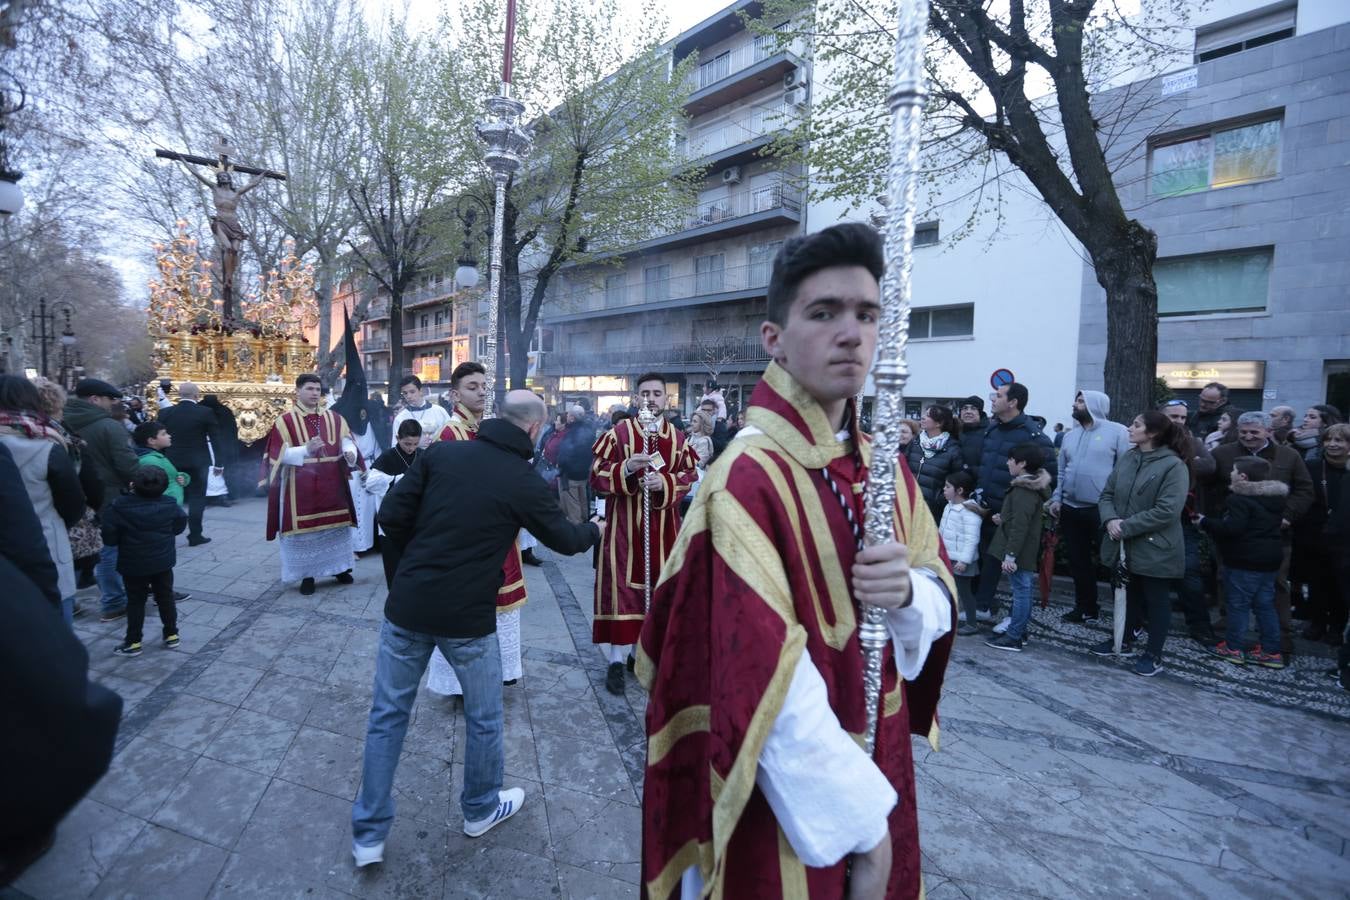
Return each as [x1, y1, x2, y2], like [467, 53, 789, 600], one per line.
[475, 0, 532, 414]
[28, 296, 76, 380]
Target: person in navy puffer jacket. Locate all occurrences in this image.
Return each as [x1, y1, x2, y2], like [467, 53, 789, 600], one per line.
[972, 382, 1057, 620]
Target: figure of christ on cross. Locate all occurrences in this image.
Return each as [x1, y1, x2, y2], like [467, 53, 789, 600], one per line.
[155, 137, 285, 321]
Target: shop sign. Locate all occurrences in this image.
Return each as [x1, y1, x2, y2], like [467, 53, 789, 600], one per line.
[1156, 360, 1264, 390]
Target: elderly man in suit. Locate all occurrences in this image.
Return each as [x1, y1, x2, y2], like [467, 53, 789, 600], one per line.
[158, 382, 222, 547]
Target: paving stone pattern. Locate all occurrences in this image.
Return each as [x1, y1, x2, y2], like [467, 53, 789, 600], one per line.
[7, 498, 1349, 899]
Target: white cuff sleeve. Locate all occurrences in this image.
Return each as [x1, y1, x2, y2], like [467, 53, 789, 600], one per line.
[280, 445, 308, 467]
[886, 568, 953, 681]
[364, 469, 395, 496]
[755, 653, 897, 867]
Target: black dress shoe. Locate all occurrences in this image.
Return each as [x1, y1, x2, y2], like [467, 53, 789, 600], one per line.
[503, 679, 519, 686]
[335, 571, 354, 584]
[173, 590, 192, 602]
[605, 663, 625, 695]
[300, 577, 316, 595]
[187, 536, 212, 547]
[521, 549, 543, 567]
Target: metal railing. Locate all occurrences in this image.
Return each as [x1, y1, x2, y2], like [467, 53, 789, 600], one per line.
[362, 337, 391, 352]
[681, 103, 799, 160]
[537, 337, 770, 373]
[547, 259, 774, 315]
[366, 299, 391, 319]
[670, 180, 801, 236]
[687, 34, 785, 92]
[402, 324, 455, 344]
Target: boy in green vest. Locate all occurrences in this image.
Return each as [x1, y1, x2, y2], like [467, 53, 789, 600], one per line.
[132, 421, 188, 506]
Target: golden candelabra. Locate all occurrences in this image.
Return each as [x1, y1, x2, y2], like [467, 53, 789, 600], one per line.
[146, 224, 320, 444]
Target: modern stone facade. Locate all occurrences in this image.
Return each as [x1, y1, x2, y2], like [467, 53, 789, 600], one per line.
[1076, 20, 1350, 413]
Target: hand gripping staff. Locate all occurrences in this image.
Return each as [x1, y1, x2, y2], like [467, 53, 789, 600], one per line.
[858, 0, 929, 756]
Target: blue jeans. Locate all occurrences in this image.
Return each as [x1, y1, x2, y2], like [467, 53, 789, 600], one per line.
[1006, 568, 1035, 640]
[95, 544, 126, 614]
[352, 621, 503, 846]
[1224, 567, 1279, 652]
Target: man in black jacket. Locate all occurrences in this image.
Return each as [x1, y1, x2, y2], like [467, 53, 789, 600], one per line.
[157, 382, 221, 546]
[352, 389, 602, 867]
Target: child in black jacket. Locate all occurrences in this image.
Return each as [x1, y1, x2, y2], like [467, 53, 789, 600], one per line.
[103, 465, 188, 657]
[1195, 456, 1288, 668]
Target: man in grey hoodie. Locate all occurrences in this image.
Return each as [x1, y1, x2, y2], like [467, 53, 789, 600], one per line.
[1049, 390, 1131, 623]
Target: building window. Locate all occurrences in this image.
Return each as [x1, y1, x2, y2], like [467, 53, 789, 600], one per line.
[911, 304, 974, 339]
[695, 253, 726, 293]
[476, 335, 488, 357]
[644, 265, 671, 302]
[1155, 247, 1272, 316]
[605, 273, 626, 307]
[1150, 117, 1281, 197]
[1194, 2, 1296, 62]
[914, 221, 940, 247]
[748, 241, 782, 285]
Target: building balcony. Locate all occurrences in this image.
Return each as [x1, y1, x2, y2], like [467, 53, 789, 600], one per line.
[625, 180, 801, 255]
[545, 260, 771, 323]
[365, 299, 391, 321]
[362, 337, 391, 353]
[536, 336, 770, 376]
[403, 282, 457, 309]
[403, 324, 468, 347]
[681, 102, 801, 170]
[683, 35, 805, 117]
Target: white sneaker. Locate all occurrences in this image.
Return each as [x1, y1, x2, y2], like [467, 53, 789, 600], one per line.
[352, 840, 384, 867]
[992, 616, 1011, 635]
[958, 611, 968, 624]
[976, 609, 994, 622]
[464, 787, 526, 838]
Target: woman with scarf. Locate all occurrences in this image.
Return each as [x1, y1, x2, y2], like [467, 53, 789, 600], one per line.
[0, 376, 87, 624]
[906, 404, 966, 520]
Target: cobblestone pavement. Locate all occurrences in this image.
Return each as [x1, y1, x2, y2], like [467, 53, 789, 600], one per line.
[8, 498, 1349, 899]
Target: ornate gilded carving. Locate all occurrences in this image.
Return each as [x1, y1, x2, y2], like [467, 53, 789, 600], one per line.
[146, 223, 320, 445]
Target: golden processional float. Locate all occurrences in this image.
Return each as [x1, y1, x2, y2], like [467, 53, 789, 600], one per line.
[144, 221, 320, 444]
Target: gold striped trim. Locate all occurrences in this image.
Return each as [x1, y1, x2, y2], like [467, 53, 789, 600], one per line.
[647, 704, 710, 767]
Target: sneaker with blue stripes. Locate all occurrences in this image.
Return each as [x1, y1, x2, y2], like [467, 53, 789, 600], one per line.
[463, 788, 526, 838]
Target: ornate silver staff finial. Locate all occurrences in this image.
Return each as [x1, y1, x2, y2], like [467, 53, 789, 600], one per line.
[636, 403, 658, 612]
[859, 0, 930, 757]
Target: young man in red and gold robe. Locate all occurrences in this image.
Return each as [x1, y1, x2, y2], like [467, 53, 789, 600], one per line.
[591, 373, 699, 695]
[264, 373, 360, 595]
[637, 223, 957, 900]
[421, 361, 527, 691]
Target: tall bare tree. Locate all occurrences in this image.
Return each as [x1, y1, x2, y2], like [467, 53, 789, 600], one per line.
[756, 0, 1199, 421]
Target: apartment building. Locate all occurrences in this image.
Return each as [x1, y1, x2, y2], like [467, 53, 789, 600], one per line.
[358, 275, 484, 396]
[1078, 0, 1350, 415]
[532, 0, 809, 415]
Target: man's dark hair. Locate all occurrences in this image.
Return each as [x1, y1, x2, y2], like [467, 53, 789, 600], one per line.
[131, 464, 169, 498]
[396, 419, 423, 439]
[634, 372, 668, 392]
[0, 374, 44, 414]
[296, 373, 321, 390]
[1005, 382, 1029, 414]
[133, 421, 167, 447]
[1233, 456, 1272, 481]
[450, 361, 486, 389]
[945, 470, 975, 496]
[1007, 442, 1044, 472]
[1203, 381, 1229, 401]
[399, 375, 422, 391]
[766, 223, 884, 325]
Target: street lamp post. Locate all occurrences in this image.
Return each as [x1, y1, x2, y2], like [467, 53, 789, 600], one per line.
[27, 297, 76, 380]
[475, 0, 532, 415]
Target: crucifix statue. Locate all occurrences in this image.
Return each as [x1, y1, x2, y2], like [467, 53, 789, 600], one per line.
[155, 137, 286, 321]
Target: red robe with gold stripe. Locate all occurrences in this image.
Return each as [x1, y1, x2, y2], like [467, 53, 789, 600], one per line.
[590, 416, 699, 646]
[264, 404, 358, 540]
[436, 402, 527, 613]
[636, 363, 956, 900]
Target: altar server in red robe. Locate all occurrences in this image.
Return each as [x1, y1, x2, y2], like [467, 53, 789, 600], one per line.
[638, 223, 956, 900]
[423, 361, 527, 693]
[264, 373, 359, 595]
[591, 373, 699, 695]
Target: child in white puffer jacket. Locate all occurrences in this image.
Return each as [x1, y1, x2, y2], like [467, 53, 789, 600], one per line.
[939, 471, 983, 636]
